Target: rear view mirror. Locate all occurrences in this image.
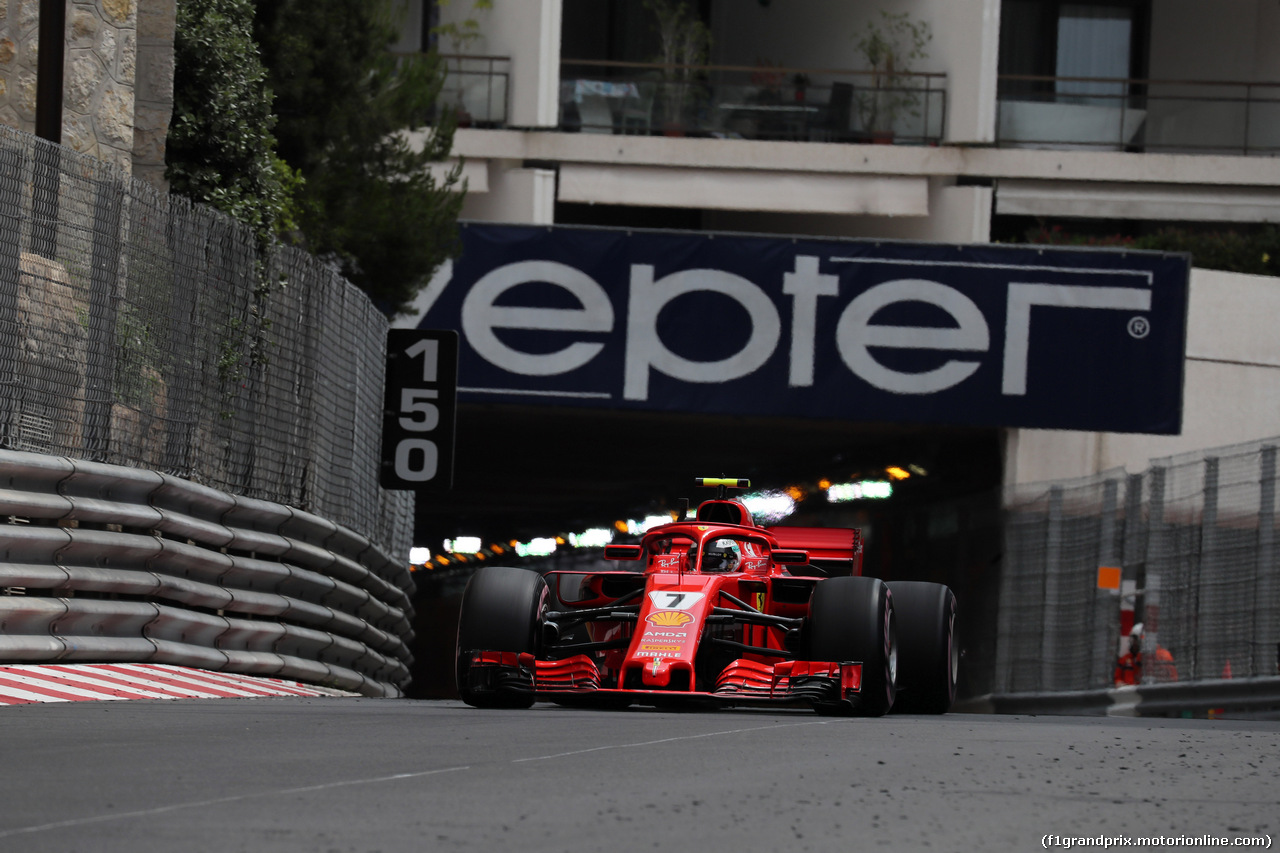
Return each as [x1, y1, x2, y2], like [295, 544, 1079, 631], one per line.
[604, 544, 643, 561]
[771, 549, 809, 565]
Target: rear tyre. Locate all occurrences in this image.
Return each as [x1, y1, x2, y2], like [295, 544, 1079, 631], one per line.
[455, 566, 547, 709]
[806, 576, 897, 716]
[886, 581, 957, 714]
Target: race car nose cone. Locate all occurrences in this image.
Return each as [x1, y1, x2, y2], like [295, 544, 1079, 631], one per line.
[642, 657, 674, 688]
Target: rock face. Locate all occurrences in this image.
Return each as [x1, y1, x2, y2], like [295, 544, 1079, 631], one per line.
[0, 0, 175, 189]
[9, 252, 168, 464]
[14, 253, 88, 453]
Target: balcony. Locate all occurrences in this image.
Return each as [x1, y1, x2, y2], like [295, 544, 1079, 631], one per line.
[423, 55, 1278, 162]
[557, 60, 946, 145]
[997, 75, 1280, 155]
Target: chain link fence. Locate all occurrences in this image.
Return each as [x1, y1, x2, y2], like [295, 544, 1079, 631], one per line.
[998, 436, 1280, 694]
[0, 125, 412, 559]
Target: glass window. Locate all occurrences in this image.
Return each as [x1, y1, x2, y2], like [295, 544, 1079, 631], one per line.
[1055, 5, 1133, 104]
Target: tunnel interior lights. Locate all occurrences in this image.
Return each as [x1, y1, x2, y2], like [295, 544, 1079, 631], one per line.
[740, 489, 797, 524]
[626, 514, 676, 535]
[429, 472, 915, 570]
[827, 480, 893, 502]
[444, 536, 482, 554]
[569, 528, 614, 548]
[515, 537, 558, 557]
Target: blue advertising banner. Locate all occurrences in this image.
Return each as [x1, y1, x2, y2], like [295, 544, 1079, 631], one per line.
[408, 223, 1190, 434]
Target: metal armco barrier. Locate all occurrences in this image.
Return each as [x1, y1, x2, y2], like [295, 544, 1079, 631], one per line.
[994, 434, 1280, 717]
[0, 449, 413, 697]
[958, 677, 1280, 718]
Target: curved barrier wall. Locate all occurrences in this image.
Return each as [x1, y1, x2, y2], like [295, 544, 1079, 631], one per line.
[0, 448, 413, 697]
[1, 127, 415, 695]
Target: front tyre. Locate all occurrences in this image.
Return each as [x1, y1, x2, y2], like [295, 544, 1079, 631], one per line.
[806, 576, 897, 716]
[886, 581, 957, 714]
[455, 566, 547, 708]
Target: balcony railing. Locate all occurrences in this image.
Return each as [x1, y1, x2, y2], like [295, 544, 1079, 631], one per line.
[559, 59, 946, 145]
[436, 54, 510, 127]
[997, 74, 1280, 155]
[413, 54, 1278, 158]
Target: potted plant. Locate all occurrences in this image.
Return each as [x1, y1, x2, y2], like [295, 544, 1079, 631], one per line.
[853, 10, 932, 142]
[646, 0, 712, 134]
[431, 0, 495, 126]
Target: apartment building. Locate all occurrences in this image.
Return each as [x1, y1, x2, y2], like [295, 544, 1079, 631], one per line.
[402, 0, 1280, 492]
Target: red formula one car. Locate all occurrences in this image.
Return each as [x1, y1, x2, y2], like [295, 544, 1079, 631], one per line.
[455, 479, 957, 715]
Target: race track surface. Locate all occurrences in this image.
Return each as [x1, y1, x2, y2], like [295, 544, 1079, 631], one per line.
[0, 699, 1275, 852]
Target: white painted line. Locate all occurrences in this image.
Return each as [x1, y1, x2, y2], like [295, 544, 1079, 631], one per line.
[0, 766, 473, 839]
[512, 720, 831, 763]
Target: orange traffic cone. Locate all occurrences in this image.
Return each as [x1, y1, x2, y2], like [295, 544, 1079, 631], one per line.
[1222, 659, 1232, 679]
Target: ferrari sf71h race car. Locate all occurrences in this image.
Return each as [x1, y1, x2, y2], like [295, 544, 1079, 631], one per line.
[455, 478, 957, 716]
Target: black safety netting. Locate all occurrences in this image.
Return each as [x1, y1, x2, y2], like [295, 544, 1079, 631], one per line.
[0, 125, 412, 558]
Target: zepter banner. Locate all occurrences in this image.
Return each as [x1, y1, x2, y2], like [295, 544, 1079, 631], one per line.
[397, 223, 1189, 434]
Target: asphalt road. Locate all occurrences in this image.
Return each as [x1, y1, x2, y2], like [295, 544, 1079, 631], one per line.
[0, 698, 1276, 853]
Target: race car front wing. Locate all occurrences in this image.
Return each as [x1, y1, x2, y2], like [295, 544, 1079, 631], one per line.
[460, 650, 862, 707]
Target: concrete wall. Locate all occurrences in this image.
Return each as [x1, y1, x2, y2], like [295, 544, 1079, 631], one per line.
[703, 178, 992, 243]
[0, 0, 174, 187]
[439, 0, 561, 127]
[1006, 268, 1280, 485]
[459, 161, 555, 224]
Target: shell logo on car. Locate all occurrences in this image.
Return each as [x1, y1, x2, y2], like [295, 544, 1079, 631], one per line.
[647, 610, 694, 627]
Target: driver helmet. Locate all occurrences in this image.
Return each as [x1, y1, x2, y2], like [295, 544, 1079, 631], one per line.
[702, 539, 740, 572]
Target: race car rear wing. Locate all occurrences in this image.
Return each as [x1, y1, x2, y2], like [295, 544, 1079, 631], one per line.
[767, 526, 863, 577]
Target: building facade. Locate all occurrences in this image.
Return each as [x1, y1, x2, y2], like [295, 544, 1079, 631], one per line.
[409, 0, 1280, 485]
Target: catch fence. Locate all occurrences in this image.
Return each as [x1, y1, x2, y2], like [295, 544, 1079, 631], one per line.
[0, 125, 412, 559]
[998, 436, 1280, 697]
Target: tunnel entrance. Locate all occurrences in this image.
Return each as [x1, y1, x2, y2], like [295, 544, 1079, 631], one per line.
[408, 403, 1003, 700]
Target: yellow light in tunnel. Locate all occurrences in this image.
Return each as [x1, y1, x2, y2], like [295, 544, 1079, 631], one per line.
[614, 520, 629, 533]
[818, 478, 831, 490]
[886, 466, 910, 480]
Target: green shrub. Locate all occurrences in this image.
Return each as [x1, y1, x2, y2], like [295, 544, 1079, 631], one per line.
[1024, 223, 1280, 277]
[166, 0, 292, 245]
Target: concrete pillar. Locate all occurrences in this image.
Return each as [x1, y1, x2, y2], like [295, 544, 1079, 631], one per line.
[460, 161, 555, 224]
[131, 0, 174, 191]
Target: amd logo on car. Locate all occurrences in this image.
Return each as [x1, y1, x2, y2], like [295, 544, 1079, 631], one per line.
[408, 224, 1189, 435]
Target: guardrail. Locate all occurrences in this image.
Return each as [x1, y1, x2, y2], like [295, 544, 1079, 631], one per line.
[0, 449, 414, 697]
[997, 74, 1280, 154]
[559, 59, 947, 145]
[958, 677, 1280, 719]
